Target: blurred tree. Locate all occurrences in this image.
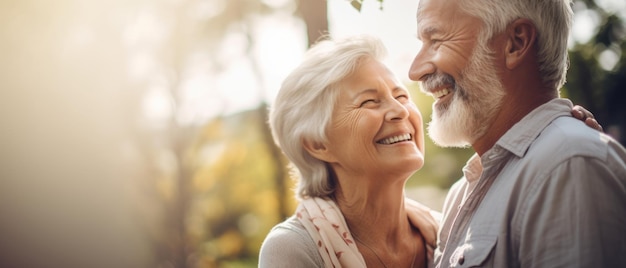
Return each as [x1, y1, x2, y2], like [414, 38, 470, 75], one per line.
[150, 1, 293, 267]
[119, 0, 289, 267]
[566, 0, 626, 144]
[189, 111, 295, 266]
[130, 0, 329, 267]
[298, 0, 329, 46]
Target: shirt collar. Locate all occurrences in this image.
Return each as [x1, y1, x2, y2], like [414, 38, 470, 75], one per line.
[462, 98, 574, 184]
[462, 153, 482, 184]
[495, 98, 573, 158]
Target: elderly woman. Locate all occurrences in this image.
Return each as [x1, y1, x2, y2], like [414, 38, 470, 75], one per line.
[259, 35, 438, 267]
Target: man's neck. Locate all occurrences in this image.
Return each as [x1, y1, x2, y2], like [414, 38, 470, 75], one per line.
[472, 90, 557, 156]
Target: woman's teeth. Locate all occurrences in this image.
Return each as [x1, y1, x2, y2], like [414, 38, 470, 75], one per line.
[378, 133, 412, 145]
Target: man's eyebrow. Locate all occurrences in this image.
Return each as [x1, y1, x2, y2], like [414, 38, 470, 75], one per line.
[418, 25, 439, 40]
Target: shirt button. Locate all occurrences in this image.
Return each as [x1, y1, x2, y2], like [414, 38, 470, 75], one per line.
[458, 255, 465, 265]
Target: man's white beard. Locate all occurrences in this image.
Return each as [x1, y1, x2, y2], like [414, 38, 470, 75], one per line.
[427, 41, 506, 148]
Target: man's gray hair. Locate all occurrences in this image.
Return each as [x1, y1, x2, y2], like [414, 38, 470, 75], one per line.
[458, 0, 573, 90]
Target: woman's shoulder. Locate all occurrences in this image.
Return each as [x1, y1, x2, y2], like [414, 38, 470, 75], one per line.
[259, 216, 323, 267]
[262, 216, 312, 245]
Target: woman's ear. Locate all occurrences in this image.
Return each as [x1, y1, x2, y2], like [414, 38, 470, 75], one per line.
[302, 138, 336, 162]
[505, 18, 537, 70]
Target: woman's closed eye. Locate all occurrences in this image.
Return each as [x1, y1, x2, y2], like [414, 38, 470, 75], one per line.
[360, 99, 378, 107]
[396, 94, 409, 101]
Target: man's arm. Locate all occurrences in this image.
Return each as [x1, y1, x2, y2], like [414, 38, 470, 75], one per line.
[517, 155, 626, 267]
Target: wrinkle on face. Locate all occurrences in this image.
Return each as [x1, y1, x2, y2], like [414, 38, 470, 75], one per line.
[330, 102, 368, 146]
[413, 0, 506, 147]
[323, 58, 424, 176]
[417, 0, 484, 75]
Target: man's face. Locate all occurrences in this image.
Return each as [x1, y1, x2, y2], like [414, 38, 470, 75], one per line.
[408, 0, 505, 147]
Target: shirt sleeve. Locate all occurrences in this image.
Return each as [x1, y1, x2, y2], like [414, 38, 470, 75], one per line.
[517, 154, 626, 267]
[259, 224, 322, 268]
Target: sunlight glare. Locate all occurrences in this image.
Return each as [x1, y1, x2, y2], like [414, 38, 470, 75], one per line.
[123, 8, 167, 48]
[571, 9, 600, 44]
[178, 71, 230, 125]
[188, 0, 226, 20]
[142, 84, 174, 125]
[261, 0, 293, 9]
[598, 47, 620, 71]
[596, 0, 626, 18]
[124, 8, 168, 81]
[328, 0, 420, 82]
[253, 13, 307, 104]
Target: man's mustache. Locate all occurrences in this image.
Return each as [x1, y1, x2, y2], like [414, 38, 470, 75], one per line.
[421, 73, 456, 92]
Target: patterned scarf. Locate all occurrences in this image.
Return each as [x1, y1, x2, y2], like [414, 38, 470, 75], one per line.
[296, 197, 366, 268]
[296, 196, 438, 268]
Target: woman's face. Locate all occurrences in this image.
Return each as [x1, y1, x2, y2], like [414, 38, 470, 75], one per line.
[321, 58, 425, 179]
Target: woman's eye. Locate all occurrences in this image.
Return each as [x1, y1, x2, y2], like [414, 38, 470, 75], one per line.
[360, 99, 377, 107]
[396, 94, 409, 101]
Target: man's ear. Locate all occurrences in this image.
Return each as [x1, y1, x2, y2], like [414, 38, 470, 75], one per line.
[505, 18, 537, 70]
[302, 138, 336, 162]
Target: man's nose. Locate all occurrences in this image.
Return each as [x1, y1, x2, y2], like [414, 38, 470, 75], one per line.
[408, 48, 435, 82]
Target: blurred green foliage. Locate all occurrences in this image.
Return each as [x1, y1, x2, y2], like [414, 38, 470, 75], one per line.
[192, 112, 297, 266]
[565, 10, 626, 144]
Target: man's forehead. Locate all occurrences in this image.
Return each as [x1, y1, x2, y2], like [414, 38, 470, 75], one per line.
[415, 1, 439, 38]
[416, 0, 460, 18]
[415, 0, 468, 33]
[415, 0, 443, 25]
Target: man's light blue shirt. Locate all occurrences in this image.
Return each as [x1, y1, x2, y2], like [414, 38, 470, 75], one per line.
[435, 98, 626, 268]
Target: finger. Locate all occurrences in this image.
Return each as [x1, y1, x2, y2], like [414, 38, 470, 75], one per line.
[571, 108, 586, 120]
[572, 106, 593, 121]
[575, 105, 595, 120]
[426, 245, 435, 262]
[407, 199, 440, 228]
[406, 210, 437, 246]
[585, 118, 603, 132]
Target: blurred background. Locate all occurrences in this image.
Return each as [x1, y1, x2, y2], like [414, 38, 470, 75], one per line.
[0, 0, 624, 267]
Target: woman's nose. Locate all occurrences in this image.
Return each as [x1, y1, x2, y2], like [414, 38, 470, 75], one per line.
[385, 98, 409, 121]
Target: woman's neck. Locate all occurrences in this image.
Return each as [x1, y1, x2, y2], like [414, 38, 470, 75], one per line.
[335, 183, 411, 248]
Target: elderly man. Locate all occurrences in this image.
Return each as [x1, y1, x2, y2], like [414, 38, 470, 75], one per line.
[409, 0, 626, 267]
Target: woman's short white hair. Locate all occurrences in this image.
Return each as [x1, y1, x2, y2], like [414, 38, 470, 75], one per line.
[269, 34, 387, 200]
[457, 0, 573, 90]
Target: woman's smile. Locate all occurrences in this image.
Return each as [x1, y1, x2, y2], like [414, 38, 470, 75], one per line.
[376, 133, 412, 145]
